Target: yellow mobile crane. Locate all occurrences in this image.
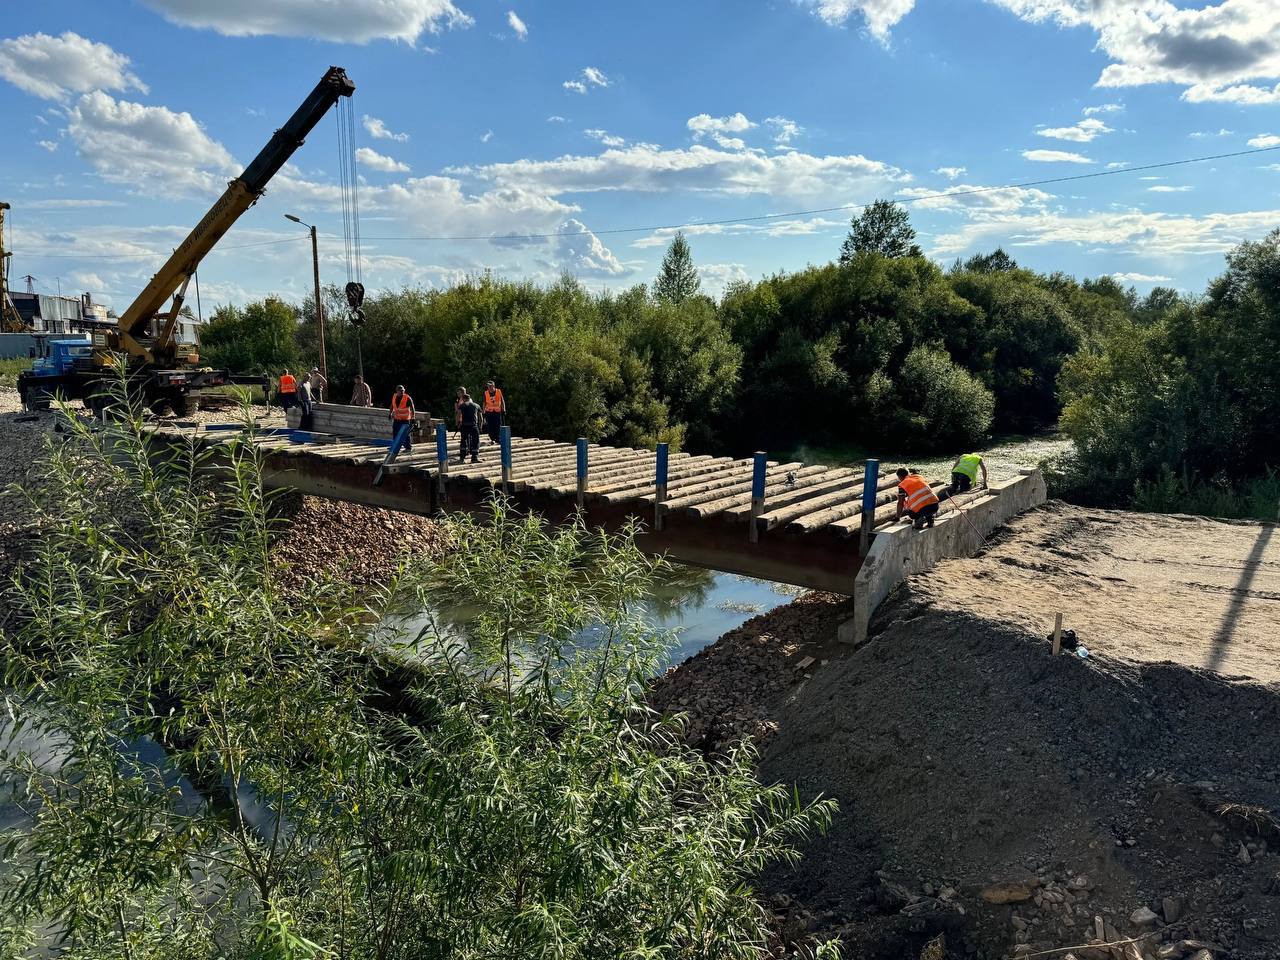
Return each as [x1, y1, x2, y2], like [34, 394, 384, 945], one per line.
[19, 66, 356, 414]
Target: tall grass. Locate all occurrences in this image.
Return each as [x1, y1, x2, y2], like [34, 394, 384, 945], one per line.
[0, 357, 32, 389]
[1132, 467, 1280, 522]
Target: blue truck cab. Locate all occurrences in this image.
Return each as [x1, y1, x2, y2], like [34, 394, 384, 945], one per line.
[31, 339, 94, 378]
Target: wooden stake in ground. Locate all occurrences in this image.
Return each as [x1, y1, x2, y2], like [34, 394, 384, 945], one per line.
[1052, 612, 1063, 655]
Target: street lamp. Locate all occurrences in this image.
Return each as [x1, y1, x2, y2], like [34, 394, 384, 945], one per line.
[284, 214, 326, 388]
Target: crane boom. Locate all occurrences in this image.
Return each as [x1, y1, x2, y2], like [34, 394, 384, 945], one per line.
[116, 66, 355, 361]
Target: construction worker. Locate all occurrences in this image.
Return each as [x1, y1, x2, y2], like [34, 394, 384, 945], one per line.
[278, 368, 298, 410]
[349, 374, 372, 407]
[390, 385, 415, 452]
[895, 467, 940, 530]
[455, 388, 482, 463]
[941, 452, 988, 501]
[482, 379, 506, 445]
[298, 373, 315, 431]
[309, 366, 327, 403]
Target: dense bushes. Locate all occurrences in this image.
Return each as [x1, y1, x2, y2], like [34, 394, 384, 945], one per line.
[200, 229, 1156, 462]
[1052, 230, 1280, 519]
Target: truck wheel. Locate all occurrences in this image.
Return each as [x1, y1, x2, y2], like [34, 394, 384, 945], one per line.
[169, 392, 190, 418]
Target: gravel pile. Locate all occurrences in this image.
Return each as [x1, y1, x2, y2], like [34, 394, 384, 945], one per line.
[269, 492, 445, 590]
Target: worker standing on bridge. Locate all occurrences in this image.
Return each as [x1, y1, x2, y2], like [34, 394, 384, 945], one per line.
[482, 379, 506, 446]
[278, 369, 298, 410]
[309, 366, 327, 403]
[941, 452, 988, 501]
[298, 373, 315, 431]
[456, 388, 482, 464]
[349, 374, 372, 407]
[390, 385, 415, 452]
[895, 467, 940, 530]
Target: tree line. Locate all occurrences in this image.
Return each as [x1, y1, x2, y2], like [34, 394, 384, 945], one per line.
[199, 203, 1280, 518]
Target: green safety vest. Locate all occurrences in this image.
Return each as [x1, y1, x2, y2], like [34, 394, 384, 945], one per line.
[954, 453, 983, 482]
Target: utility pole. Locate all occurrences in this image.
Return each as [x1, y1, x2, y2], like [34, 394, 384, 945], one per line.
[0, 202, 25, 332]
[285, 214, 327, 384]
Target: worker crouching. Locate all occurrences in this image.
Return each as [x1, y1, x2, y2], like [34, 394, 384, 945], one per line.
[895, 467, 940, 530]
[390, 384, 415, 452]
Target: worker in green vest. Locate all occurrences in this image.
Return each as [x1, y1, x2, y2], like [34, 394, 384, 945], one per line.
[942, 452, 988, 501]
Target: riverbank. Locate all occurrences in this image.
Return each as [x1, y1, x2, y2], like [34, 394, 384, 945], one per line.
[651, 502, 1280, 959]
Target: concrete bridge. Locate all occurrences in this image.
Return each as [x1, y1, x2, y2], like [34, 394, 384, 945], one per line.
[145, 403, 1047, 642]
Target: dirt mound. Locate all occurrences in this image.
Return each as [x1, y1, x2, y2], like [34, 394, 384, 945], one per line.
[652, 504, 1280, 959]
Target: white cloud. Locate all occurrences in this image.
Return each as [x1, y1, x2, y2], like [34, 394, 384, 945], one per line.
[363, 115, 409, 142]
[1112, 272, 1173, 282]
[1022, 149, 1094, 164]
[700, 263, 751, 296]
[582, 67, 609, 87]
[1036, 117, 1112, 143]
[458, 142, 908, 199]
[584, 129, 626, 148]
[1148, 185, 1194, 192]
[632, 217, 846, 249]
[1107, 161, 1130, 168]
[66, 91, 237, 197]
[899, 183, 1054, 214]
[507, 10, 528, 39]
[1083, 103, 1124, 115]
[480, 130, 494, 143]
[138, 0, 472, 43]
[688, 113, 758, 149]
[794, 0, 917, 40]
[547, 115, 568, 123]
[1190, 128, 1235, 138]
[563, 80, 587, 95]
[930, 206, 1280, 258]
[1248, 133, 1280, 148]
[356, 146, 411, 173]
[989, 0, 1280, 106]
[550, 219, 627, 277]
[37, 140, 58, 152]
[0, 31, 147, 101]
[766, 116, 804, 146]
[934, 166, 967, 180]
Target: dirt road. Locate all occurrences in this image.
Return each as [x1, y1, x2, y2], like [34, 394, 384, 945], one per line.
[920, 501, 1280, 683]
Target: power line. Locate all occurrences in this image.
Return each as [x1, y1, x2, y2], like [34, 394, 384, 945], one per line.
[354, 143, 1280, 242]
[12, 143, 1280, 262]
[11, 234, 310, 262]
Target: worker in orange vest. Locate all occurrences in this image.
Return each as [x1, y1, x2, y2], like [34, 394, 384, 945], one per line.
[278, 369, 298, 410]
[389, 384, 415, 452]
[482, 379, 506, 446]
[895, 467, 940, 530]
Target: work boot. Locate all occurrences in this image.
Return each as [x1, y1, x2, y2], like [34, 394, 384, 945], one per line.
[926, 516, 935, 528]
[470, 456, 479, 464]
[912, 517, 925, 530]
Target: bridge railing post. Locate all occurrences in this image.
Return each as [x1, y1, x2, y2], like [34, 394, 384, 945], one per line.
[500, 425, 512, 495]
[748, 451, 767, 543]
[576, 438, 588, 511]
[435, 423, 449, 506]
[859, 458, 879, 557]
[653, 442, 669, 531]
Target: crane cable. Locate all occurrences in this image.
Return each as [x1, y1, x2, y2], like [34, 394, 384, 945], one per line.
[334, 95, 364, 287]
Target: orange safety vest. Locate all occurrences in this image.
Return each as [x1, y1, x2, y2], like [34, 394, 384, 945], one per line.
[279, 374, 297, 394]
[391, 394, 414, 422]
[483, 387, 504, 413]
[898, 474, 939, 512]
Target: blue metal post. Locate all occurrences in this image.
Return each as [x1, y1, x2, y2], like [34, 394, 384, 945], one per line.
[435, 422, 449, 505]
[749, 451, 767, 543]
[859, 458, 880, 557]
[576, 437, 588, 509]
[500, 425, 512, 495]
[654, 442, 669, 531]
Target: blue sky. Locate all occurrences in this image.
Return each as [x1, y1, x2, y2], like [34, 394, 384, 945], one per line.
[3, 0, 1280, 309]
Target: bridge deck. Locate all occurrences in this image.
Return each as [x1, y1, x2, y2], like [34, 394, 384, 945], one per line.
[145, 423, 947, 593]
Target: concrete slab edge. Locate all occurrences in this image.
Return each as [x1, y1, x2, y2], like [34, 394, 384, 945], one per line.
[840, 469, 1049, 645]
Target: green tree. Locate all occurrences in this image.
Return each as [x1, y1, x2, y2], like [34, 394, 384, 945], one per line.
[654, 231, 701, 305]
[962, 248, 1017, 273]
[839, 200, 921, 262]
[199, 296, 302, 375]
